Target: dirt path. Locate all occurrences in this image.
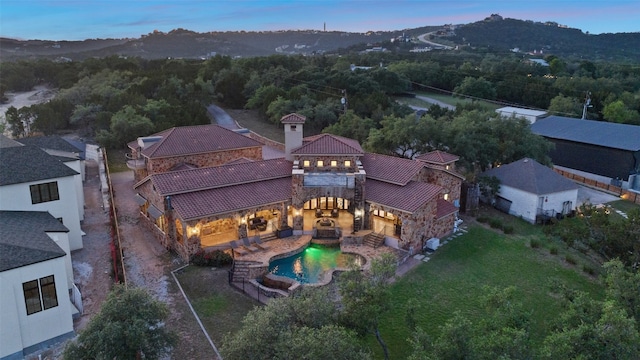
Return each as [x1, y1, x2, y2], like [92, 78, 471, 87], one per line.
[109, 170, 214, 358]
[70, 159, 112, 330]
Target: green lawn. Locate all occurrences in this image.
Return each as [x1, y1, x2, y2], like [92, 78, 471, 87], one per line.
[174, 266, 261, 348]
[177, 214, 605, 359]
[608, 199, 640, 214]
[369, 225, 604, 359]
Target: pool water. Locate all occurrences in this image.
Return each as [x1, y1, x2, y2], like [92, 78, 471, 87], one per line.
[268, 244, 364, 284]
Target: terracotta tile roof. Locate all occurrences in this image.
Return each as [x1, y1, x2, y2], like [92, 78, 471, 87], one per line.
[365, 179, 441, 213]
[481, 158, 578, 195]
[143, 158, 292, 195]
[415, 150, 459, 164]
[361, 153, 424, 185]
[171, 177, 292, 220]
[436, 199, 459, 219]
[280, 113, 307, 124]
[138, 124, 263, 158]
[292, 133, 363, 155]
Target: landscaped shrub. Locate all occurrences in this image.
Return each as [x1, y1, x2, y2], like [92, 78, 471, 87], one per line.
[488, 218, 502, 229]
[502, 225, 514, 234]
[190, 249, 232, 267]
[565, 254, 577, 265]
[530, 239, 541, 248]
[582, 264, 596, 275]
[549, 246, 559, 255]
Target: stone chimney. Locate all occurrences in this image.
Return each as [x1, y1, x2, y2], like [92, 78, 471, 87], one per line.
[280, 113, 306, 161]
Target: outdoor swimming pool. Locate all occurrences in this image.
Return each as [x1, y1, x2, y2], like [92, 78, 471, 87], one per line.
[268, 244, 364, 284]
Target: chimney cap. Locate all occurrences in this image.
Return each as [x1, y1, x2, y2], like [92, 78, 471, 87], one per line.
[280, 113, 306, 124]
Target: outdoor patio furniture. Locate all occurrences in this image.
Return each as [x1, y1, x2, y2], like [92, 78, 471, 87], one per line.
[331, 208, 339, 218]
[229, 240, 248, 256]
[315, 208, 323, 218]
[253, 236, 271, 250]
[249, 217, 268, 231]
[241, 237, 260, 252]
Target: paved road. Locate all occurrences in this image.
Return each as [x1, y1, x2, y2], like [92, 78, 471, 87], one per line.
[577, 185, 620, 206]
[416, 32, 453, 50]
[207, 104, 239, 130]
[414, 95, 456, 111]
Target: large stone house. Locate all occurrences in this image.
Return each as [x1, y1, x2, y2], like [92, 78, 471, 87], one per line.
[129, 114, 464, 260]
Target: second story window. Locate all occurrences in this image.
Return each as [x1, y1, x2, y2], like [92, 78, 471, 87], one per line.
[331, 160, 337, 167]
[317, 160, 324, 167]
[23, 275, 59, 315]
[344, 160, 351, 167]
[303, 160, 310, 167]
[30, 181, 59, 204]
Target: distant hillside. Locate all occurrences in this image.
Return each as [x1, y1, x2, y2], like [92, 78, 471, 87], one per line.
[0, 28, 425, 61]
[0, 17, 637, 62]
[449, 16, 640, 61]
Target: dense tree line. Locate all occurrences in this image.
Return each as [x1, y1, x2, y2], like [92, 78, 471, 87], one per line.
[2, 49, 639, 155]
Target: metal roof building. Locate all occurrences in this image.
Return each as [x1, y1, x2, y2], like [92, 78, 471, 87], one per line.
[530, 116, 640, 189]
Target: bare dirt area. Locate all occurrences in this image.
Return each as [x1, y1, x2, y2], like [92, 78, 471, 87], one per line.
[109, 170, 214, 358]
[0, 85, 57, 128]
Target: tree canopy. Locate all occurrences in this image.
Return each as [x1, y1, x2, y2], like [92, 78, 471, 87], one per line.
[63, 285, 177, 360]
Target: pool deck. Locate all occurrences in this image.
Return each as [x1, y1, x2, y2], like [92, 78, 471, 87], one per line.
[234, 234, 412, 273]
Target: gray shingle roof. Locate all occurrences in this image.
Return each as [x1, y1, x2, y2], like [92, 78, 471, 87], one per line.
[481, 158, 578, 195]
[0, 134, 24, 148]
[530, 116, 640, 151]
[0, 145, 79, 186]
[0, 211, 68, 272]
[18, 136, 80, 154]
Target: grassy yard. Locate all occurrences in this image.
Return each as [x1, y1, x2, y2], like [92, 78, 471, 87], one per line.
[173, 265, 261, 349]
[177, 211, 605, 359]
[608, 199, 640, 214]
[369, 223, 604, 359]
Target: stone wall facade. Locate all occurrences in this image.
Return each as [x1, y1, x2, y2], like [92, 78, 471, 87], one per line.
[147, 146, 263, 176]
[416, 167, 463, 203]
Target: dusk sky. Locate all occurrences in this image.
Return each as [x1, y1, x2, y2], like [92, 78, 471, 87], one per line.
[1, 1, 638, 41]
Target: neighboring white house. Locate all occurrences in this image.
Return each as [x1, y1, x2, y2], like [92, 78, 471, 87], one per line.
[0, 211, 75, 360]
[17, 135, 86, 220]
[0, 140, 84, 250]
[496, 107, 548, 124]
[481, 158, 579, 223]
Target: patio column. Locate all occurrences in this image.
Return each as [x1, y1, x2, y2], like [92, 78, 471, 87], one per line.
[292, 207, 304, 234]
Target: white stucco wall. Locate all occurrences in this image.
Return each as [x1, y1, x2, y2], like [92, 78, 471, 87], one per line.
[0, 258, 73, 360]
[46, 231, 74, 289]
[499, 185, 578, 223]
[62, 159, 85, 221]
[0, 176, 83, 250]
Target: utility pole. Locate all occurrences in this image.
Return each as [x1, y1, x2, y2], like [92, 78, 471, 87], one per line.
[581, 91, 592, 120]
[341, 89, 348, 114]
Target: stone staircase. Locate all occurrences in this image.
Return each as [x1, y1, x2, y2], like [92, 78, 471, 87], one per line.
[261, 233, 278, 242]
[231, 260, 255, 282]
[364, 232, 385, 248]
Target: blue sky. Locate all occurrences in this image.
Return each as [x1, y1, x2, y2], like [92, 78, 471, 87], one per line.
[1, 1, 638, 41]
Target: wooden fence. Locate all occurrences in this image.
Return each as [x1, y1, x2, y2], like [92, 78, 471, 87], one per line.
[554, 168, 640, 205]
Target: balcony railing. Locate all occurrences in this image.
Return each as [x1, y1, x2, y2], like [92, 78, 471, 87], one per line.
[303, 173, 355, 188]
[125, 153, 146, 170]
